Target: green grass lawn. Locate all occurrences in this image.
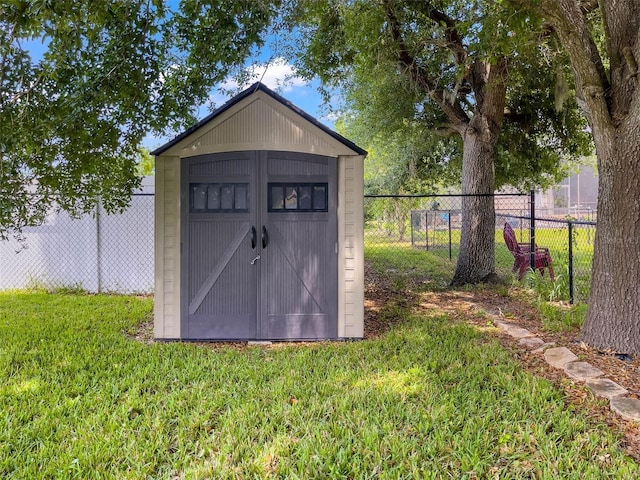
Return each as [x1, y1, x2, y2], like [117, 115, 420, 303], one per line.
[1, 291, 638, 479]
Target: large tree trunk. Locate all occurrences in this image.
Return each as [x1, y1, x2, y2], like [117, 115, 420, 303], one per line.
[451, 115, 498, 285]
[581, 111, 640, 353]
[541, 0, 640, 353]
[450, 60, 506, 285]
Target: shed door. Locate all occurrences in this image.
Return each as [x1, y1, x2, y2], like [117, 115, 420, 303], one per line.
[260, 152, 338, 339]
[182, 152, 258, 339]
[182, 151, 337, 340]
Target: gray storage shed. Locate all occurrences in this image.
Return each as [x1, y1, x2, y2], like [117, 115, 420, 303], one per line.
[151, 83, 366, 341]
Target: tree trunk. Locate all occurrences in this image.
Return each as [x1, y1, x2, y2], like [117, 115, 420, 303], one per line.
[581, 113, 640, 354]
[450, 59, 506, 286]
[539, 0, 640, 353]
[451, 114, 498, 285]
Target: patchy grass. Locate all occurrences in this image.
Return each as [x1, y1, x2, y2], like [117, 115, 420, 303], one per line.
[364, 236, 454, 290]
[535, 301, 587, 333]
[1, 291, 638, 478]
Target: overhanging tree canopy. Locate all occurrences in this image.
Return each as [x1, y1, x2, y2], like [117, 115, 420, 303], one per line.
[283, 0, 591, 285]
[0, 0, 279, 238]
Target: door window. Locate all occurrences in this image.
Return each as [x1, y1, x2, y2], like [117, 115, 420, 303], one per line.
[268, 183, 328, 212]
[190, 183, 249, 213]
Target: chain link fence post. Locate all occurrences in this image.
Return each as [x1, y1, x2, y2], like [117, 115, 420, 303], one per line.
[96, 201, 102, 293]
[568, 220, 574, 304]
[530, 189, 535, 272]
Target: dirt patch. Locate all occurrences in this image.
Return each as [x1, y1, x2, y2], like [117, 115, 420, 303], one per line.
[127, 316, 154, 344]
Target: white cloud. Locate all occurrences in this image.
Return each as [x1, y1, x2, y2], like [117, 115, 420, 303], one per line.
[322, 110, 342, 122]
[209, 58, 308, 107]
[227, 58, 307, 92]
[248, 58, 307, 92]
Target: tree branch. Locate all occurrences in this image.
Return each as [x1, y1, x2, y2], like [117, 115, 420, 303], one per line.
[414, 1, 467, 66]
[380, 0, 469, 130]
[540, 0, 613, 131]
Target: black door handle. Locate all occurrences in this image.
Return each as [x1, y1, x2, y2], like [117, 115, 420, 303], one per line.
[251, 226, 257, 249]
[262, 225, 269, 249]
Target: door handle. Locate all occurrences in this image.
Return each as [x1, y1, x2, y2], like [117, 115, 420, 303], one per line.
[262, 225, 269, 249]
[250, 254, 261, 265]
[251, 226, 257, 249]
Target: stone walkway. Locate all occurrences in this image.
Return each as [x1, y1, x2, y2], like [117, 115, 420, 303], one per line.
[491, 317, 640, 422]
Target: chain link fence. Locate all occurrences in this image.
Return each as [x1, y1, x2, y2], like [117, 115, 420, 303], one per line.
[0, 190, 154, 294]
[364, 193, 595, 303]
[528, 216, 596, 303]
[0, 186, 596, 303]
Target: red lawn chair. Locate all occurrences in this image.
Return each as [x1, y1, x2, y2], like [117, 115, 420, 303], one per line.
[503, 222, 555, 280]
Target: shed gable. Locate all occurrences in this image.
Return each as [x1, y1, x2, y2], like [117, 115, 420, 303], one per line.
[178, 94, 344, 157]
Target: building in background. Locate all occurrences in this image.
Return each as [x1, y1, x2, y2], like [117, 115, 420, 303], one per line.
[537, 164, 598, 219]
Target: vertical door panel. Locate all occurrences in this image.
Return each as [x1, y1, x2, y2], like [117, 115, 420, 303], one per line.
[186, 218, 257, 338]
[260, 152, 338, 339]
[182, 153, 258, 339]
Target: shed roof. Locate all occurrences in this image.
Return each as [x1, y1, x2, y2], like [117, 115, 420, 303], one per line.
[151, 82, 366, 157]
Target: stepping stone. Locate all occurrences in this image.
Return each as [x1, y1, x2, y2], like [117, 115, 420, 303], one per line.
[532, 342, 556, 354]
[586, 378, 629, 399]
[564, 361, 604, 381]
[519, 337, 546, 349]
[502, 325, 535, 339]
[492, 319, 512, 331]
[544, 347, 579, 368]
[610, 397, 640, 422]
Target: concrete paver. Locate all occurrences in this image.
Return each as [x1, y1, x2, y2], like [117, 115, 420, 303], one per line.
[610, 397, 640, 422]
[586, 378, 629, 400]
[502, 325, 535, 339]
[544, 347, 579, 368]
[492, 319, 511, 331]
[563, 361, 604, 381]
[519, 337, 546, 349]
[531, 342, 556, 354]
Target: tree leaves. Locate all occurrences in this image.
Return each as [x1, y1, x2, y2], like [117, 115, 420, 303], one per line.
[284, 0, 591, 193]
[0, 0, 280, 237]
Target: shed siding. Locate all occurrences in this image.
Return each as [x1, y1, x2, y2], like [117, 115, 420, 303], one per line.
[154, 156, 181, 339]
[338, 155, 365, 338]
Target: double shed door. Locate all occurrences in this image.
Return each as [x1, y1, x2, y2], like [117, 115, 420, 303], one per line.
[182, 151, 337, 340]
